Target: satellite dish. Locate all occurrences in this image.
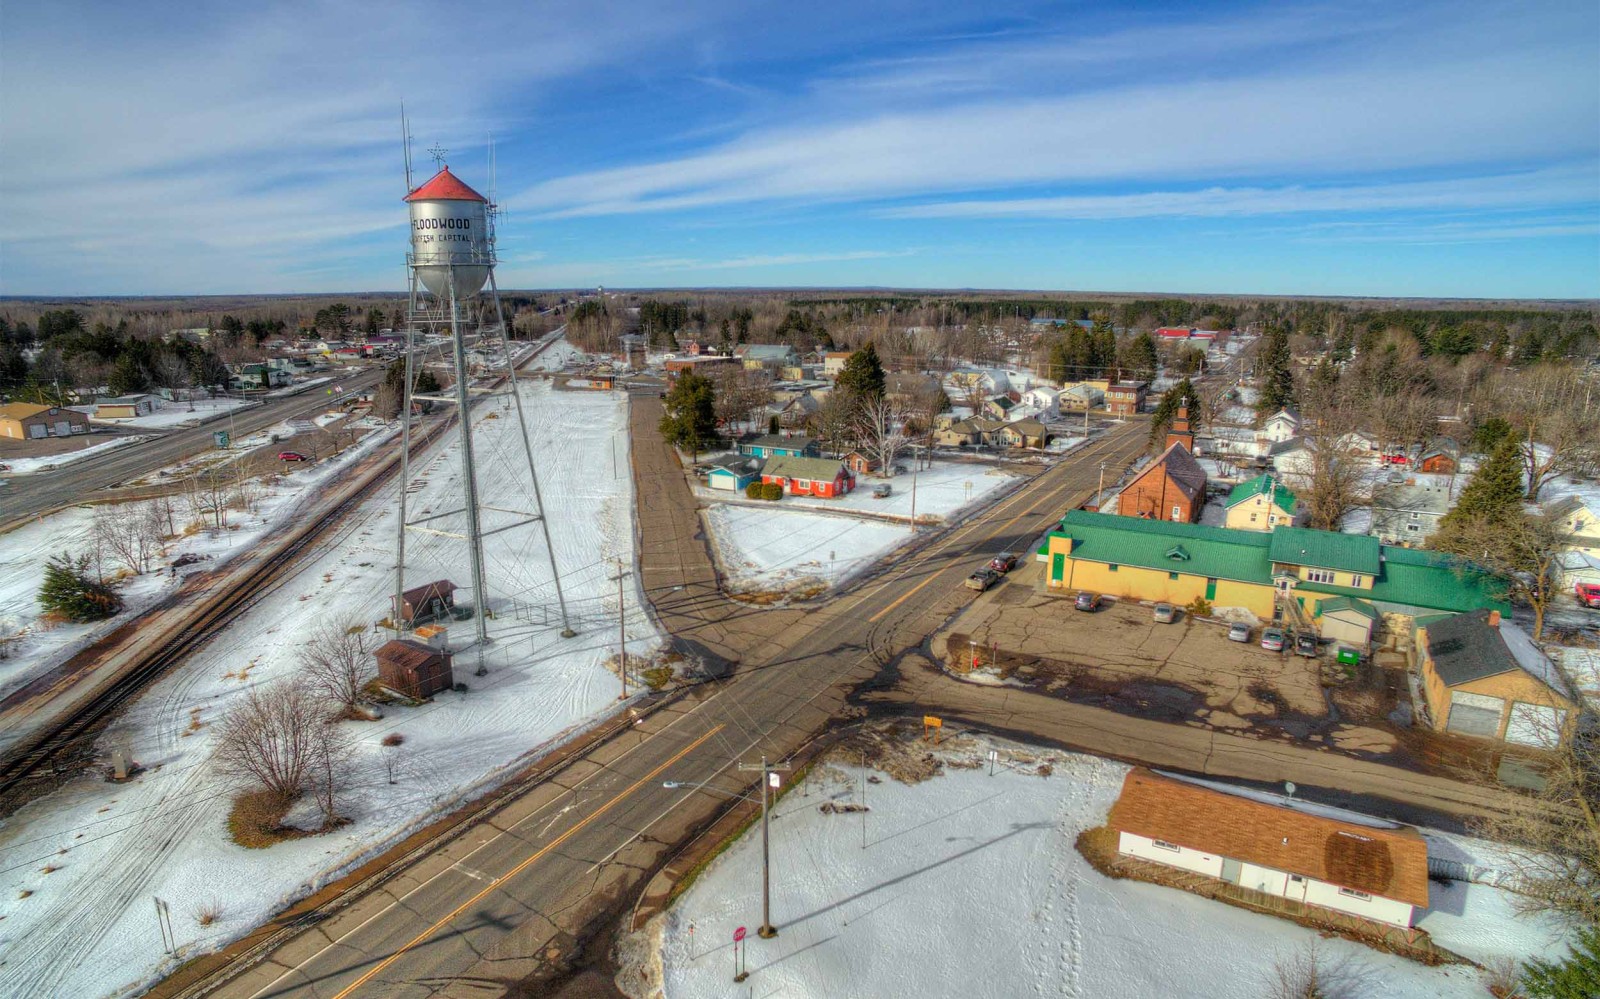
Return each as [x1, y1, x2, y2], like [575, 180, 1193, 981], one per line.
[1284, 781, 1297, 798]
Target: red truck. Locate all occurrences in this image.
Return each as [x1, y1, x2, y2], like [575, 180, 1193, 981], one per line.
[1576, 582, 1600, 609]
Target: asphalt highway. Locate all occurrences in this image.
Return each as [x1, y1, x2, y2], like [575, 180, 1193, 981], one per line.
[0, 367, 384, 524]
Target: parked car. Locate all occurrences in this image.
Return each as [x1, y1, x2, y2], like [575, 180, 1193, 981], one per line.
[965, 568, 1001, 592]
[1260, 627, 1286, 652]
[1294, 632, 1320, 658]
[988, 552, 1019, 574]
[1227, 622, 1252, 643]
[871, 483, 892, 499]
[277, 450, 310, 462]
[1152, 602, 1176, 623]
[1074, 591, 1100, 612]
[1576, 582, 1600, 608]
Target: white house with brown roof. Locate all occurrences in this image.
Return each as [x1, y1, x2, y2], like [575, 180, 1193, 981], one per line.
[1108, 768, 1430, 929]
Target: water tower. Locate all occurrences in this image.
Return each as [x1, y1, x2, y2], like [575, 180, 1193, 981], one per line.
[393, 146, 573, 648]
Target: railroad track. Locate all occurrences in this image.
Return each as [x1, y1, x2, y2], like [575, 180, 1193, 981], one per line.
[0, 415, 455, 804]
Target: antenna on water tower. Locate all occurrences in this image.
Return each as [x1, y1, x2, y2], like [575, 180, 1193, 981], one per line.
[392, 139, 575, 652]
[400, 103, 414, 192]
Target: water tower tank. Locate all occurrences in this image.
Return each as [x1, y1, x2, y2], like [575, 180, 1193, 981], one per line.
[404, 166, 491, 301]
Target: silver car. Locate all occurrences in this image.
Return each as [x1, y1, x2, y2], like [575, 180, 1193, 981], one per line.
[1227, 622, 1252, 643]
[1152, 602, 1176, 624]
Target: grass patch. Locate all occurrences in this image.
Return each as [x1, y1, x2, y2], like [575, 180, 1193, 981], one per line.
[194, 898, 223, 926]
[227, 790, 317, 849]
[1074, 825, 1122, 877]
[642, 666, 674, 691]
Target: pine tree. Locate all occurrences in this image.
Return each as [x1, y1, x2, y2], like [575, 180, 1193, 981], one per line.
[1255, 325, 1296, 413]
[1521, 924, 1600, 999]
[38, 553, 122, 622]
[836, 343, 886, 401]
[1147, 378, 1200, 449]
[658, 370, 717, 460]
[1441, 435, 1525, 525]
[1122, 332, 1158, 382]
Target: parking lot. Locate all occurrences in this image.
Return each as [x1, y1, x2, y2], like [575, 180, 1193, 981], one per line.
[938, 563, 1404, 756]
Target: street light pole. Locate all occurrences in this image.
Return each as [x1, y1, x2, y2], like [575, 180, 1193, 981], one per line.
[737, 755, 791, 938]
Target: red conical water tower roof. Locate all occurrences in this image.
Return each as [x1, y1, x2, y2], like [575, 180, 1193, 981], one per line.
[404, 166, 488, 203]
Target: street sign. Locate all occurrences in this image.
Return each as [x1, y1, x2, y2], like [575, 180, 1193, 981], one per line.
[768, 772, 780, 789]
[923, 715, 942, 729]
[213, 430, 230, 449]
[733, 926, 747, 942]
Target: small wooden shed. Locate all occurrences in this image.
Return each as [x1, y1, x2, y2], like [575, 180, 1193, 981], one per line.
[394, 579, 457, 625]
[375, 639, 454, 699]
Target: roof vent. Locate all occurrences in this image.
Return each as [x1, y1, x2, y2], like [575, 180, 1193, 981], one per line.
[1166, 545, 1191, 561]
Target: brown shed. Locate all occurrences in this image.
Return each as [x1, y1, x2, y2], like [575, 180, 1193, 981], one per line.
[394, 579, 457, 625]
[375, 639, 454, 699]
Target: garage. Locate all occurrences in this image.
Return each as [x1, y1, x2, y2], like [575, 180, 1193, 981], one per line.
[1506, 702, 1568, 748]
[1446, 690, 1503, 738]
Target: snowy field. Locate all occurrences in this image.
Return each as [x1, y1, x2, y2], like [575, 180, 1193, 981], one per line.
[0, 425, 395, 709]
[705, 505, 910, 595]
[702, 459, 1015, 524]
[87, 396, 259, 430]
[0, 381, 655, 999]
[0, 433, 157, 476]
[649, 740, 1573, 999]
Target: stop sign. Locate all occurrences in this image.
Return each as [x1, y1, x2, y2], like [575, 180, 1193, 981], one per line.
[733, 926, 747, 942]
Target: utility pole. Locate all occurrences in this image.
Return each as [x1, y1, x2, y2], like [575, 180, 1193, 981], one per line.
[909, 462, 918, 531]
[1097, 462, 1107, 506]
[609, 560, 632, 699]
[736, 755, 792, 938]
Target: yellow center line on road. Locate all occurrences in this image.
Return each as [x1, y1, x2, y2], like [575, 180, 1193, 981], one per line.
[330, 722, 727, 999]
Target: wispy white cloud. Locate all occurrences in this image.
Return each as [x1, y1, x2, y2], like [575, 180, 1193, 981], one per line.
[878, 165, 1600, 220]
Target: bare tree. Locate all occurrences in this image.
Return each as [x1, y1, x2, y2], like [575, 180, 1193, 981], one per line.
[212, 682, 351, 827]
[92, 501, 164, 576]
[1468, 709, 1598, 925]
[815, 390, 857, 456]
[302, 616, 375, 718]
[855, 396, 908, 477]
[372, 379, 401, 421]
[1296, 408, 1368, 532]
[151, 353, 192, 393]
[1482, 365, 1600, 500]
[1430, 509, 1572, 639]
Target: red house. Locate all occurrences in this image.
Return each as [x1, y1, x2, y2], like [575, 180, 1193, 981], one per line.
[1155, 327, 1196, 339]
[761, 455, 855, 498]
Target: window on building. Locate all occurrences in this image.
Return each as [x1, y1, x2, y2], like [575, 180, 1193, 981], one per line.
[1406, 524, 1420, 532]
[1337, 887, 1372, 901]
[1250, 513, 1258, 522]
[1171, 505, 1182, 521]
[1152, 839, 1182, 852]
[1306, 569, 1335, 584]
[1168, 572, 1179, 580]
[1410, 512, 1420, 520]
[1350, 575, 1363, 587]
[1108, 564, 1119, 572]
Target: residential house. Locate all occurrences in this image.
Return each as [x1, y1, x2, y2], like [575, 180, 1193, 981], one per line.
[1105, 381, 1148, 416]
[393, 579, 458, 626]
[94, 394, 159, 419]
[707, 454, 765, 491]
[1019, 386, 1061, 419]
[945, 368, 1011, 398]
[840, 450, 879, 475]
[0, 402, 90, 439]
[1269, 438, 1315, 488]
[230, 362, 290, 390]
[1114, 442, 1207, 523]
[934, 419, 983, 447]
[735, 343, 800, 371]
[663, 355, 737, 383]
[1060, 383, 1104, 412]
[981, 395, 1016, 420]
[375, 639, 455, 699]
[774, 391, 821, 430]
[737, 434, 820, 459]
[822, 351, 852, 378]
[1108, 768, 1429, 930]
[1415, 609, 1577, 745]
[760, 455, 855, 498]
[1038, 511, 1507, 642]
[1260, 408, 1301, 444]
[1224, 474, 1298, 532]
[1415, 437, 1461, 475]
[1547, 495, 1600, 560]
[993, 420, 1050, 449]
[1370, 480, 1455, 547]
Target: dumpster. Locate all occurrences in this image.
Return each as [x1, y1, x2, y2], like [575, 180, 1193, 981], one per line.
[1335, 645, 1361, 666]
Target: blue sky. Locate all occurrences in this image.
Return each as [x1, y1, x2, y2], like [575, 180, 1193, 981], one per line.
[2, 0, 1596, 298]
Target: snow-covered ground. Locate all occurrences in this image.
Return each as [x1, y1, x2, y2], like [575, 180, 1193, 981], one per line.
[0, 425, 395, 709]
[701, 459, 1015, 525]
[650, 740, 1572, 999]
[0, 379, 656, 999]
[0, 434, 157, 476]
[705, 505, 911, 594]
[88, 397, 259, 430]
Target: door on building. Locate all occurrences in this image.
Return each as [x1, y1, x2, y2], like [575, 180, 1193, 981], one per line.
[1205, 578, 1217, 601]
[1506, 703, 1567, 748]
[53, 421, 71, 436]
[1446, 691, 1504, 738]
[1285, 874, 1308, 902]
[1052, 553, 1066, 583]
[29, 423, 47, 439]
